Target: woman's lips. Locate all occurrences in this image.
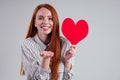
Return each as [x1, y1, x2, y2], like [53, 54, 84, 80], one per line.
[41, 26, 50, 31]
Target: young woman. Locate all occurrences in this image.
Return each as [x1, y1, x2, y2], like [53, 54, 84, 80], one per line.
[20, 3, 76, 80]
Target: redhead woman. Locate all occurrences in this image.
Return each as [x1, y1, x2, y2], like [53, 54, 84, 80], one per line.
[20, 3, 76, 80]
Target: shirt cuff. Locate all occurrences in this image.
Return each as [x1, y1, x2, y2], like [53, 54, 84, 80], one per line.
[33, 66, 51, 80]
[64, 67, 74, 79]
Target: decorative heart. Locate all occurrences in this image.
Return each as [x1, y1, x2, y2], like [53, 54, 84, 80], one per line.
[62, 18, 89, 45]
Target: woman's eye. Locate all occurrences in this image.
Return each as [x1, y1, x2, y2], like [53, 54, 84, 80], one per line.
[38, 17, 43, 20]
[49, 18, 53, 20]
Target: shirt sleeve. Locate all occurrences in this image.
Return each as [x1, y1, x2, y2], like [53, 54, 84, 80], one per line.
[61, 38, 75, 80]
[21, 38, 50, 80]
[63, 65, 74, 80]
[63, 57, 74, 80]
[64, 58, 74, 80]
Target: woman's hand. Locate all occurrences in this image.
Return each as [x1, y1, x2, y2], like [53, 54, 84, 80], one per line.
[40, 51, 54, 71]
[64, 45, 76, 71]
[40, 51, 54, 59]
[65, 45, 76, 61]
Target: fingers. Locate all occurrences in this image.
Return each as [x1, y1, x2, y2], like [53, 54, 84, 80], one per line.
[70, 45, 76, 49]
[70, 45, 76, 53]
[66, 45, 76, 58]
[65, 45, 77, 61]
[48, 51, 54, 57]
[40, 51, 54, 58]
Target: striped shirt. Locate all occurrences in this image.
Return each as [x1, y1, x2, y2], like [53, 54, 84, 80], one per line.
[21, 34, 74, 80]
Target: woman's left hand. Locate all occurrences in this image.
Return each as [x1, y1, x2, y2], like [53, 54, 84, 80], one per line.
[64, 45, 76, 70]
[65, 45, 76, 62]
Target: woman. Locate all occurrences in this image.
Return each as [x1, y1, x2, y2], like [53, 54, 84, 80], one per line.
[20, 3, 76, 80]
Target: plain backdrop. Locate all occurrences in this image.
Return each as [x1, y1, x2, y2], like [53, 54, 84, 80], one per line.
[0, 0, 120, 80]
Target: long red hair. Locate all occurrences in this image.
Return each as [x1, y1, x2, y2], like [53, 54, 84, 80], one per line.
[20, 4, 61, 80]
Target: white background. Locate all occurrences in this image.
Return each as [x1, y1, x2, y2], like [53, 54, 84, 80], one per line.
[0, 0, 120, 80]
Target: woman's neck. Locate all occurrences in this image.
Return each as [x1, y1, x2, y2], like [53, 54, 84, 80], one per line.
[37, 33, 50, 45]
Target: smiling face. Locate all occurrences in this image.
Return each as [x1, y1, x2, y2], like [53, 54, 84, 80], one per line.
[35, 7, 53, 36]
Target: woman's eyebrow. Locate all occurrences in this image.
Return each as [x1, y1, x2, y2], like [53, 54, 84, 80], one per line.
[38, 15, 43, 17]
[47, 15, 53, 17]
[37, 15, 52, 17]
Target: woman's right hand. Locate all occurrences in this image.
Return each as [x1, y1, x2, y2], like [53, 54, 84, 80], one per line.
[40, 51, 54, 71]
[40, 51, 54, 59]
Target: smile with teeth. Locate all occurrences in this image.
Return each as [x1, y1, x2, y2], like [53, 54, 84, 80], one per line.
[41, 26, 51, 31]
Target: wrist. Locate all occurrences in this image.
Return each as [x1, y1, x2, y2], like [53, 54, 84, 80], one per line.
[41, 58, 51, 71]
[65, 61, 72, 71]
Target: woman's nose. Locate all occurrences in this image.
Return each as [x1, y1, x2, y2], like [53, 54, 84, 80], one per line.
[43, 18, 49, 24]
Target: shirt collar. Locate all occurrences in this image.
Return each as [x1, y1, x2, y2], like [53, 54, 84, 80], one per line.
[33, 34, 50, 50]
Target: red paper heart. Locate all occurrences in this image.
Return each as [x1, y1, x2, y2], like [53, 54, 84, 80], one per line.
[62, 18, 89, 44]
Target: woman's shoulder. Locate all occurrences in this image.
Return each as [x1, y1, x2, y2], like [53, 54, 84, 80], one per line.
[21, 37, 34, 47]
[60, 36, 71, 46]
